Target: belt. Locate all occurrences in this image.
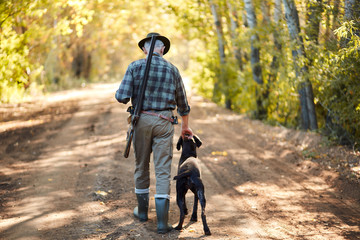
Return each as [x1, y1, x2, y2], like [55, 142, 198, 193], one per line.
[141, 110, 178, 124]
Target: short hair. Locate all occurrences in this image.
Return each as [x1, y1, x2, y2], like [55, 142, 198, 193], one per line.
[144, 40, 164, 52]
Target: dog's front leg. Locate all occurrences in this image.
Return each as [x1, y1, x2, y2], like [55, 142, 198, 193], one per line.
[175, 191, 186, 230]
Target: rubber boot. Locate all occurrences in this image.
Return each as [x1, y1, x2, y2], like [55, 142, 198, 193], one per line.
[133, 193, 149, 222]
[155, 198, 173, 234]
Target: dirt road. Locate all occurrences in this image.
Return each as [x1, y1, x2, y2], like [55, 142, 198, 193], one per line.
[1, 83, 360, 240]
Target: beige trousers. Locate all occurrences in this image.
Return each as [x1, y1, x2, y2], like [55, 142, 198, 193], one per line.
[133, 110, 174, 198]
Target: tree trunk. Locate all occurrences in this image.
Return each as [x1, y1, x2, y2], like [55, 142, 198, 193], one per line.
[306, 0, 323, 44]
[266, 0, 282, 102]
[210, 0, 226, 65]
[244, 0, 266, 119]
[342, 0, 359, 46]
[227, 0, 243, 71]
[306, 0, 323, 67]
[261, 1, 271, 24]
[268, 0, 282, 82]
[72, 44, 92, 79]
[273, 0, 282, 67]
[332, 0, 340, 29]
[283, 0, 318, 130]
[344, 0, 356, 21]
[342, 0, 355, 46]
[243, 0, 263, 85]
[324, 0, 340, 47]
[209, 0, 231, 109]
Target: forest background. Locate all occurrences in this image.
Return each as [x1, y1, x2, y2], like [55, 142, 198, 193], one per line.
[1, 0, 359, 147]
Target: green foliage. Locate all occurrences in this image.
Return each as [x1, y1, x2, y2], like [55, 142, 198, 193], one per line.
[176, 0, 301, 126]
[171, 0, 360, 145]
[0, 0, 95, 102]
[0, 1, 42, 102]
[0, 0, 189, 103]
[314, 22, 360, 144]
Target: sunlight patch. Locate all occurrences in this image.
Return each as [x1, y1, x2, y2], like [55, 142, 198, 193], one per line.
[34, 210, 77, 230]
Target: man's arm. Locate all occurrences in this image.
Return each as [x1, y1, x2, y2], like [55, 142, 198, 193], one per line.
[115, 65, 133, 104]
[115, 90, 130, 104]
[173, 67, 192, 138]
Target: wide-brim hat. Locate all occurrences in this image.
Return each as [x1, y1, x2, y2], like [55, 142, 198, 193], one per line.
[138, 32, 170, 55]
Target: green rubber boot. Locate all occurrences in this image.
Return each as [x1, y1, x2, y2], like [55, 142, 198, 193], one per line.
[155, 198, 173, 234]
[133, 193, 149, 222]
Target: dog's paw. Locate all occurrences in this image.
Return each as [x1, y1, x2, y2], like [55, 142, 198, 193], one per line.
[190, 216, 197, 222]
[174, 225, 182, 230]
[204, 226, 211, 235]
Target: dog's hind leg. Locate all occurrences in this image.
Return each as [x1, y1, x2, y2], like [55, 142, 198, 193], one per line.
[198, 190, 211, 235]
[174, 191, 186, 230]
[184, 199, 188, 215]
[190, 192, 198, 222]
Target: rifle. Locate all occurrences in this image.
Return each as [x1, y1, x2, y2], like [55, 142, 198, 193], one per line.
[124, 35, 157, 158]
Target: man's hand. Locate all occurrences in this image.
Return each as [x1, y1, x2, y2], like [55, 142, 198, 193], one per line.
[180, 114, 193, 139]
[181, 126, 193, 139]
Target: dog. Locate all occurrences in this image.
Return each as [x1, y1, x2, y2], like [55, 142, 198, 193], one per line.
[173, 135, 211, 235]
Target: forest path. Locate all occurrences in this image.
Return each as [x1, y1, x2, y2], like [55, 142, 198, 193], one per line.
[0, 83, 359, 240]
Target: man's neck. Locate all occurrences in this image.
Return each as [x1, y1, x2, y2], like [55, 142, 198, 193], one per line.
[146, 51, 162, 57]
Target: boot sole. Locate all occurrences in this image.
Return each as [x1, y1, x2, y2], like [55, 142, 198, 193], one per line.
[157, 227, 173, 234]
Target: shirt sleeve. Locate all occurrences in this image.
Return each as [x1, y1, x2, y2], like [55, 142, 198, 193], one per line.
[175, 69, 191, 116]
[115, 64, 133, 104]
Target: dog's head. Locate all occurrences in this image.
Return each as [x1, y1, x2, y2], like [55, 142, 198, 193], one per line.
[176, 134, 202, 158]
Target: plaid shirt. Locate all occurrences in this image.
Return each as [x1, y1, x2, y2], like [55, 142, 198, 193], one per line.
[115, 53, 190, 116]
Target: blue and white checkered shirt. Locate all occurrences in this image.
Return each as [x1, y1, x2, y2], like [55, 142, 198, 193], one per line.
[115, 53, 190, 116]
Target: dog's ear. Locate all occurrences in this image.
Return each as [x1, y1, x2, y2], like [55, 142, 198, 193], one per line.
[176, 136, 183, 150]
[193, 135, 202, 148]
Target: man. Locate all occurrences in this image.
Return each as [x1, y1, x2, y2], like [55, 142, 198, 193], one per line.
[115, 32, 192, 234]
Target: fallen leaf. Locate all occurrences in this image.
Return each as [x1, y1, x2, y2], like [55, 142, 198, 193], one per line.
[211, 151, 228, 156]
[96, 190, 108, 196]
[351, 166, 360, 172]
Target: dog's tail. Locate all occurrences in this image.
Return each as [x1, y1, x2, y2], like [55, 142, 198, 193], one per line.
[173, 170, 191, 180]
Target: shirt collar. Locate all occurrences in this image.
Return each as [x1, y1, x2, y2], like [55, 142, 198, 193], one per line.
[145, 52, 162, 60]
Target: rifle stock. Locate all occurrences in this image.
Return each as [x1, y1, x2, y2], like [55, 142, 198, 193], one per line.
[123, 35, 157, 158]
[124, 126, 134, 158]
